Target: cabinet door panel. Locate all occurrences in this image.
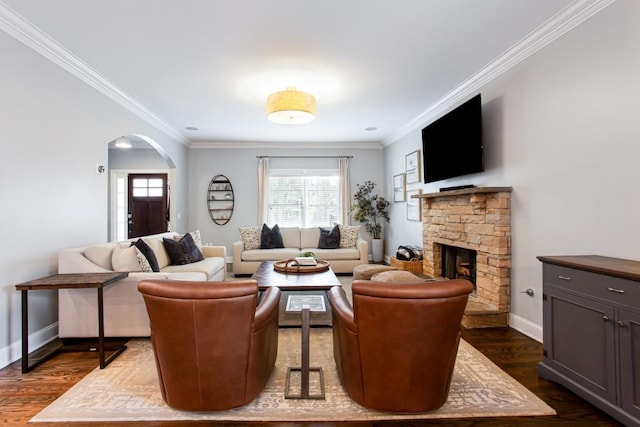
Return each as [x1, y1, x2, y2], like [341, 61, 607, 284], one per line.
[619, 308, 640, 420]
[546, 286, 616, 402]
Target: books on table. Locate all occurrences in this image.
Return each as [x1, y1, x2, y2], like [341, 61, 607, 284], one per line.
[294, 257, 317, 266]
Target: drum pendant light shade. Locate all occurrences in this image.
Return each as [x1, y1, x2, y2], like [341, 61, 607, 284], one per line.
[267, 87, 316, 125]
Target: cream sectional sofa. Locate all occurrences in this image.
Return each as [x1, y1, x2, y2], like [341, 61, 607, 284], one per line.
[58, 231, 226, 338]
[233, 226, 368, 276]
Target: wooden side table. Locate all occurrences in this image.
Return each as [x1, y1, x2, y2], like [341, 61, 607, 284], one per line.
[15, 272, 129, 373]
[283, 295, 325, 400]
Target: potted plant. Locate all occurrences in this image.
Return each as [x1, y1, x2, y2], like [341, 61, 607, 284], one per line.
[350, 181, 390, 262]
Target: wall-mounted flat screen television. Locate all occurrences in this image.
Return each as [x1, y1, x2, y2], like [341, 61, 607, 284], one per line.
[422, 94, 484, 184]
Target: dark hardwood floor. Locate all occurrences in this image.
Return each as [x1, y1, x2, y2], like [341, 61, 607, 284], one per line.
[0, 327, 623, 426]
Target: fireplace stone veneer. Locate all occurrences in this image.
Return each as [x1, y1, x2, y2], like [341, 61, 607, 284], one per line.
[415, 187, 512, 328]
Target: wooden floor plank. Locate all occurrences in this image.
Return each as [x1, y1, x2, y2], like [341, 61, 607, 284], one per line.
[0, 327, 624, 426]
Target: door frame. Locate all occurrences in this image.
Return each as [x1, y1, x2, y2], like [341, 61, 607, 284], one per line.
[109, 168, 176, 242]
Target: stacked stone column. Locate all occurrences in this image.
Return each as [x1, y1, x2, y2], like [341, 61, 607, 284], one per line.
[420, 188, 512, 324]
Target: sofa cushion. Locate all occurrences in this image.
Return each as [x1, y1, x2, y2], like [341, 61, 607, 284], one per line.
[299, 227, 320, 249]
[84, 244, 114, 270]
[241, 248, 300, 262]
[279, 227, 300, 248]
[239, 226, 262, 250]
[144, 237, 171, 269]
[162, 257, 225, 281]
[305, 247, 361, 261]
[132, 239, 160, 272]
[338, 224, 360, 248]
[318, 225, 340, 249]
[260, 224, 284, 249]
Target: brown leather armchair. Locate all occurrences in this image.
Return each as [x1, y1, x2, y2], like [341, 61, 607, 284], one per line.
[328, 279, 473, 412]
[137, 279, 280, 411]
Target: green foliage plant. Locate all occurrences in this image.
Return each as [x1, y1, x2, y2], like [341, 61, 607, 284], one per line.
[350, 180, 390, 239]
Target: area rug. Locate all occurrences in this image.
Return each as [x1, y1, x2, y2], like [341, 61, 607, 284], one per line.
[31, 328, 555, 423]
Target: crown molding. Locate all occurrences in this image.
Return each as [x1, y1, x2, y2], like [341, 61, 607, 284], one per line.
[382, 0, 617, 147]
[0, 1, 189, 146]
[190, 141, 383, 150]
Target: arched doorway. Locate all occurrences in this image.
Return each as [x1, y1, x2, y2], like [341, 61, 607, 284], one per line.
[107, 134, 177, 241]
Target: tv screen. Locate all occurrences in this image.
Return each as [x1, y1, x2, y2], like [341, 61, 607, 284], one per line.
[422, 94, 484, 184]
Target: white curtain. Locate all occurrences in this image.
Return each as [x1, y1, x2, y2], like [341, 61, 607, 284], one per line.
[338, 157, 351, 224]
[257, 157, 270, 224]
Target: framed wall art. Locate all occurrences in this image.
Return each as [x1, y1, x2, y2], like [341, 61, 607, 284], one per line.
[405, 150, 421, 184]
[406, 189, 422, 221]
[393, 173, 406, 202]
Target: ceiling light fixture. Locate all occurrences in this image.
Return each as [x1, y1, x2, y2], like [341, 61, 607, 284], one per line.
[267, 86, 316, 125]
[114, 137, 132, 149]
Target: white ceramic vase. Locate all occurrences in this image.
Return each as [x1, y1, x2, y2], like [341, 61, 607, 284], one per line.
[371, 238, 384, 263]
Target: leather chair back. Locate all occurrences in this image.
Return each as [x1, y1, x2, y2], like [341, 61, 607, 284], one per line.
[329, 279, 473, 412]
[138, 279, 280, 411]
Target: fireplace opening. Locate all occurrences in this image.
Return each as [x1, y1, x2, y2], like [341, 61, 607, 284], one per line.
[441, 245, 477, 288]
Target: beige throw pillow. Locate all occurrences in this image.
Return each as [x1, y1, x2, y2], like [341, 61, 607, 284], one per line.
[338, 224, 360, 248]
[111, 244, 151, 272]
[239, 226, 262, 250]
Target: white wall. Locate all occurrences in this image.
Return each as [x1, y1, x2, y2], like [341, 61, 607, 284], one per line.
[0, 32, 190, 368]
[189, 147, 384, 257]
[383, 0, 640, 340]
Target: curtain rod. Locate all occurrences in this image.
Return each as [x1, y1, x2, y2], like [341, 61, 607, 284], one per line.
[256, 155, 353, 159]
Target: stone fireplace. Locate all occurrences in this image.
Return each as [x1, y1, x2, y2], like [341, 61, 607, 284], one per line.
[416, 187, 512, 328]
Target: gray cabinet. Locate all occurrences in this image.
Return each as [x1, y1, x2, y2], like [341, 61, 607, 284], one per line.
[538, 255, 640, 427]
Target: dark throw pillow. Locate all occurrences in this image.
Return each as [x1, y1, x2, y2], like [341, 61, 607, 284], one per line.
[131, 239, 160, 272]
[181, 232, 205, 263]
[163, 234, 204, 265]
[318, 225, 341, 249]
[260, 224, 284, 249]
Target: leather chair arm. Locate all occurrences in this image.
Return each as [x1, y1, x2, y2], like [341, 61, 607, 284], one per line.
[253, 287, 280, 332]
[328, 286, 357, 333]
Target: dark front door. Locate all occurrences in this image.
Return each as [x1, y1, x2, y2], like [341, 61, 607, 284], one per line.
[128, 173, 168, 238]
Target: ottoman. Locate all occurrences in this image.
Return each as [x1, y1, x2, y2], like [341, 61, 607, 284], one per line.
[370, 270, 424, 282]
[353, 264, 397, 280]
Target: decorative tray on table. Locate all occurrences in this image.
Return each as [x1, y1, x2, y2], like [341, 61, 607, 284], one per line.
[273, 259, 330, 273]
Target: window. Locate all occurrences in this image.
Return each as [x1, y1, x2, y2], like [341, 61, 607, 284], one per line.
[114, 176, 127, 241]
[267, 169, 339, 227]
[132, 178, 164, 197]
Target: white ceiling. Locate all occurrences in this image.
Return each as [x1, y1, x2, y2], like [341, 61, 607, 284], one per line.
[2, 0, 588, 146]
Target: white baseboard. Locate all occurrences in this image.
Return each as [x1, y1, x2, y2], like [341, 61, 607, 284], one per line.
[509, 313, 542, 343]
[0, 322, 59, 370]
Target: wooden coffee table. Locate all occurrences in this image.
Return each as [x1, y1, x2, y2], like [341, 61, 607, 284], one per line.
[251, 261, 341, 327]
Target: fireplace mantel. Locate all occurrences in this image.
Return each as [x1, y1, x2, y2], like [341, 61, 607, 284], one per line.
[418, 186, 512, 328]
[415, 186, 513, 200]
